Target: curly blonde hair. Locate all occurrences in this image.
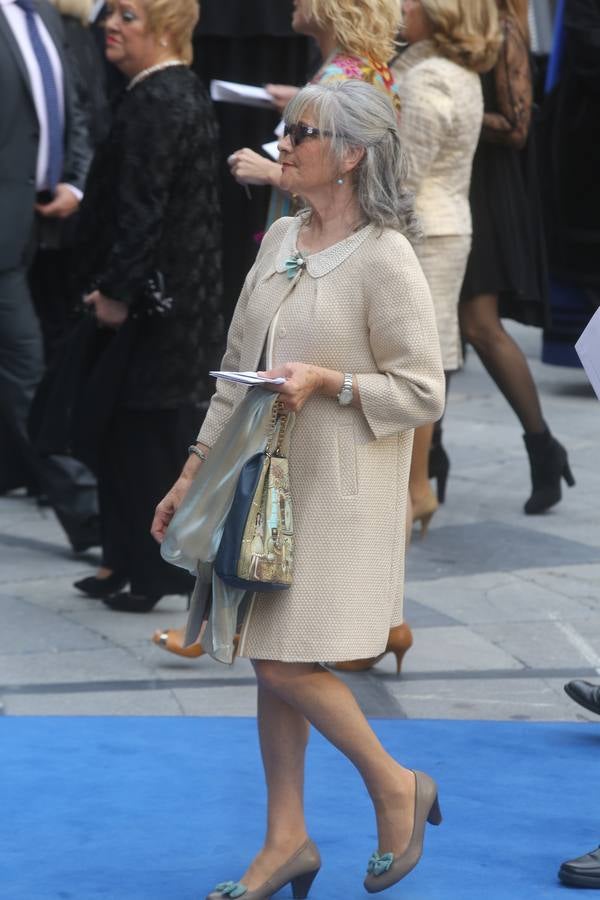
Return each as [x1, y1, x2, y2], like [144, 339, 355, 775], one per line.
[419, 0, 502, 73]
[145, 0, 200, 65]
[304, 0, 400, 63]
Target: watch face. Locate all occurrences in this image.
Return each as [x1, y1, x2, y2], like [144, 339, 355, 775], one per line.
[339, 387, 353, 405]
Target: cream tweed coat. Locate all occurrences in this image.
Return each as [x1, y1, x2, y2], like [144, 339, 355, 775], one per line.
[198, 216, 445, 662]
[393, 41, 484, 370]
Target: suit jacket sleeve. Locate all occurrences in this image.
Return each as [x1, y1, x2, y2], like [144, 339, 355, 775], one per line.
[39, 2, 92, 190]
[62, 54, 93, 190]
[355, 232, 445, 440]
[398, 63, 453, 195]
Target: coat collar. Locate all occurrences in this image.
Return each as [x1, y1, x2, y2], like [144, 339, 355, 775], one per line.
[393, 40, 437, 76]
[274, 215, 373, 279]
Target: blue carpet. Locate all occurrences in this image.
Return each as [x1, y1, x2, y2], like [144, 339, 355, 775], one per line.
[1, 718, 598, 899]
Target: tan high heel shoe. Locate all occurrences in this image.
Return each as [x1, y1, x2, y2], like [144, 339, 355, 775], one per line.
[152, 627, 241, 659]
[411, 488, 438, 538]
[331, 623, 413, 675]
[206, 838, 321, 900]
[152, 626, 204, 658]
[364, 770, 442, 893]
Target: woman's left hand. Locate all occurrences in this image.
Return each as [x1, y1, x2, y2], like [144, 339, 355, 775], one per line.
[84, 290, 129, 328]
[258, 362, 323, 413]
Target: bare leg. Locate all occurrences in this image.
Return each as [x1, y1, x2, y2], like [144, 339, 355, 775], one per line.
[254, 661, 416, 863]
[238, 682, 310, 890]
[408, 423, 435, 505]
[459, 293, 545, 434]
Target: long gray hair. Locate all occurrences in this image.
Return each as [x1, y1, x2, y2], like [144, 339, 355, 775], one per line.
[284, 80, 421, 241]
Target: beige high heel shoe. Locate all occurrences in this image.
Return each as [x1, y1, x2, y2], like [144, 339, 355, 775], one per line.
[364, 770, 442, 893]
[331, 623, 413, 675]
[411, 488, 438, 538]
[206, 838, 321, 900]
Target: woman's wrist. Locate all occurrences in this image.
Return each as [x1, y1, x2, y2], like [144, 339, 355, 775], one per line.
[267, 161, 283, 188]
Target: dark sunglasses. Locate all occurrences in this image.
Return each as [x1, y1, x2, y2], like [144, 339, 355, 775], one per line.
[283, 122, 331, 147]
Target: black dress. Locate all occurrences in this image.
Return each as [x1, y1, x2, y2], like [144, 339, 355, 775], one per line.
[460, 18, 547, 327]
[76, 66, 224, 599]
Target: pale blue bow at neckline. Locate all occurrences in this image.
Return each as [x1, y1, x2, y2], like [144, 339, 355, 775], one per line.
[367, 851, 395, 876]
[284, 252, 306, 280]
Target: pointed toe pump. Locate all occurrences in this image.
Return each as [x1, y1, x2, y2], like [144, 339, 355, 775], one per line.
[206, 839, 321, 900]
[152, 627, 205, 659]
[364, 770, 442, 893]
[331, 623, 413, 675]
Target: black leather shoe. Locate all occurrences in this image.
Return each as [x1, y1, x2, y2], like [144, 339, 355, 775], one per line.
[74, 573, 128, 598]
[559, 847, 600, 888]
[564, 681, 600, 716]
[103, 592, 161, 613]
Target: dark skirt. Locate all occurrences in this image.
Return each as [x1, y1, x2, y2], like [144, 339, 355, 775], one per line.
[98, 407, 199, 597]
[460, 129, 548, 328]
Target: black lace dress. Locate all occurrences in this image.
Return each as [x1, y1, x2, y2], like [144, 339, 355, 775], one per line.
[460, 18, 547, 326]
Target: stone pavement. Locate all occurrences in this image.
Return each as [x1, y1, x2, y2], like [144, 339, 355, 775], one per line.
[1, 323, 599, 720]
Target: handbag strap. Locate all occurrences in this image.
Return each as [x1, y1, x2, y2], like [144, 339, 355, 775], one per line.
[265, 398, 290, 459]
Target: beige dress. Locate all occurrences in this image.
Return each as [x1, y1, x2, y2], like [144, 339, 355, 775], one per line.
[393, 42, 484, 371]
[198, 216, 445, 662]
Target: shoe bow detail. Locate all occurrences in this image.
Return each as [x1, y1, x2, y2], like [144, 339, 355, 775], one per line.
[367, 851, 394, 876]
[284, 252, 305, 280]
[214, 881, 248, 898]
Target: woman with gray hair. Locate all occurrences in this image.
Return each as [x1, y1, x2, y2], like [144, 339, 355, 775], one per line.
[153, 79, 445, 898]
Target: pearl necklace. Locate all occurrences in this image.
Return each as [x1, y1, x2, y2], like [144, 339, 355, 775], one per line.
[127, 59, 185, 91]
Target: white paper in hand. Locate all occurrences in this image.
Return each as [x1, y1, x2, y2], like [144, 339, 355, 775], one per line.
[210, 80, 273, 109]
[210, 371, 286, 386]
[262, 140, 280, 161]
[575, 306, 600, 402]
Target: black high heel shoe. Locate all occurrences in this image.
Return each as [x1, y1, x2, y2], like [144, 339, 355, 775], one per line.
[523, 429, 575, 514]
[103, 591, 161, 613]
[428, 433, 450, 504]
[74, 572, 128, 598]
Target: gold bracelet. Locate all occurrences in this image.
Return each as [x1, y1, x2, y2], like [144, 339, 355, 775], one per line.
[188, 444, 208, 462]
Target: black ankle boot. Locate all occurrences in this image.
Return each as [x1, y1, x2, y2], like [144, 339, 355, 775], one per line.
[523, 429, 575, 515]
[428, 427, 450, 504]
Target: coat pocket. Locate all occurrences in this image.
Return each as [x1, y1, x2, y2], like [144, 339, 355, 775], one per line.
[337, 424, 358, 497]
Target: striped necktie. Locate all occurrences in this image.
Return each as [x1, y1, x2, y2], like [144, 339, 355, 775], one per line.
[16, 0, 63, 191]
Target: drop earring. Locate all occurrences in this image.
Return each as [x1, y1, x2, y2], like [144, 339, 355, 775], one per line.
[336, 176, 344, 185]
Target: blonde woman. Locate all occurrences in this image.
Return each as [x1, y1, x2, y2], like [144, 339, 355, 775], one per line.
[392, 0, 501, 533]
[458, 0, 574, 515]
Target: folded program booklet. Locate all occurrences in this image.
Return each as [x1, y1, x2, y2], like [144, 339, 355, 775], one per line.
[209, 371, 286, 386]
[209, 80, 274, 109]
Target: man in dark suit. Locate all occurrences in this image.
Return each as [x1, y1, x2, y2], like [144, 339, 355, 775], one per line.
[0, 0, 96, 549]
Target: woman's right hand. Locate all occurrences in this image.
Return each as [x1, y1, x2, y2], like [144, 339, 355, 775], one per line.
[265, 83, 300, 113]
[151, 475, 194, 544]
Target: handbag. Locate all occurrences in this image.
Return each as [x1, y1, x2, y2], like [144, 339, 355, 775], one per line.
[214, 399, 294, 591]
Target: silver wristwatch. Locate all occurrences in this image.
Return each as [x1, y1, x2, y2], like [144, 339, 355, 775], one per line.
[337, 373, 354, 406]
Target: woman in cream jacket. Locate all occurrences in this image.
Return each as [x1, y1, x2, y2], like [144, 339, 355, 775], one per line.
[393, 0, 501, 532]
[153, 81, 445, 897]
